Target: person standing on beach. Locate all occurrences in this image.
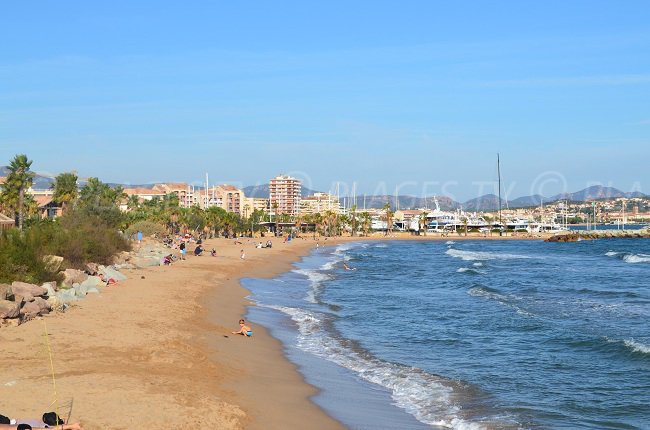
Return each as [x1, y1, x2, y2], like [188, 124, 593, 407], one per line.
[179, 241, 186, 260]
[240, 249, 245, 260]
[137, 230, 143, 244]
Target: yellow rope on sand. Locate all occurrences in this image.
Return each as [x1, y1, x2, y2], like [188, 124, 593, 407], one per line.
[42, 318, 61, 430]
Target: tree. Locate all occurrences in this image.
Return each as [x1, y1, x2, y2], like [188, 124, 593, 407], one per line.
[272, 201, 279, 236]
[0, 154, 36, 229]
[350, 205, 358, 237]
[360, 212, 371, 236]
[77, 177, 125, 227]
[419, 211, 428, 236]
[383, 203, 393, 236]
[51, 172, 79, 214]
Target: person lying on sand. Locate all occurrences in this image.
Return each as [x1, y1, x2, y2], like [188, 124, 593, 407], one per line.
[0, 412, 84, 430]
[232, 319, 253, 337]
[8, 424, 83, 430]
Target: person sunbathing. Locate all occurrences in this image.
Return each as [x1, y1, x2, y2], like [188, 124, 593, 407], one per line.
[0, 412, 83, 430]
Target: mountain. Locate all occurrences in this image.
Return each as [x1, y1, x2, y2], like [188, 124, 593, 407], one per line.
[506, 194, 550, 208]
[0, 166, 54, 189]
[550, 185, 645, 202]
[462, 194, 506, 211]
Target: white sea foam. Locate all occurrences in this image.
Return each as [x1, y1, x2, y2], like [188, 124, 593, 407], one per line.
[446, 248, 531, 261]
[445, 240, 456, 245]
[457, 267, 484, 275]
[624, 339, 650, 354]
[293, 268, 332, 303]
[261, 304, 488, 429]
[623, 253, 650, 264]
[472, 262, 483, 267]
[604, 250, 650, 264]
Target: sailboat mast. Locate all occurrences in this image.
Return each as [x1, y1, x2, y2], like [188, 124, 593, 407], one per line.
[497, 153, 503, 234]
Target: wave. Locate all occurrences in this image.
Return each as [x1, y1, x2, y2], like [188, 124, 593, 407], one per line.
[624, 254, 650, 264]
[604, 250, 650, 264]
[446, 248, 531, 261]
[457, 267, 484, 275]
[468, 286, 536, 317]
[623, 339, 650, 355]
[446, 240, 456, 245]
[293, 268, 332, 303]
[263, 304, 496, 429]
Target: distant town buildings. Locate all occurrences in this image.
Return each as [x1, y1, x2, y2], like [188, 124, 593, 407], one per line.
[269, 175, 301, 216]
[300, 192, 340, 215]
[151, 183, 195, 208]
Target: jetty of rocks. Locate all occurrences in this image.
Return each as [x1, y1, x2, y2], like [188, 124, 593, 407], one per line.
[546, 228, 650, 242]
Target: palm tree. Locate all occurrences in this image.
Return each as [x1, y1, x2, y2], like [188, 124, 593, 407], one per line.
[350, 205, 357, 237]
[272, 201, 279, 236]
[1, 154, 35, 229]
[419, 211, 428, 236]
[360, 212, 371, 236]
[51, 171, 78, 214]
[383, 203, 393, 236]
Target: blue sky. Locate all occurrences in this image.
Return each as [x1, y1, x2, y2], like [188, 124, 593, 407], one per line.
[1, 1, 649, 201]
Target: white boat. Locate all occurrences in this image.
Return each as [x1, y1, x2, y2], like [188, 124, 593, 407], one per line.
[426, 197, 461, 231]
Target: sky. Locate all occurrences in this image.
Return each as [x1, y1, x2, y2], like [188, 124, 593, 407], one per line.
[1, 1, 649, 202]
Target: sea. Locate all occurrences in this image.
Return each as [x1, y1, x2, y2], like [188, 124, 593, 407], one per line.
[242, 238, 650, 430]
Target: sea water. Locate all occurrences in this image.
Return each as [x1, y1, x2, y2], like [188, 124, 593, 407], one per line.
[242, 238, 650, 429]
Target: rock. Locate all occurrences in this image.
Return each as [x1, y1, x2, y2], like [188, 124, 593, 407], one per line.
[55, 289, 78, 304]
[0, 283, 14, 301]
[62, 269, 87, 287]
[100, 266, 127, 281]
[41, 282, 57, 297]
[113, 251, 131, 265]
[131, 256, 161, 268]
[74, 284, 88, 297]
[80, 276, 102, 289]
[11, 282, 47, 302]
[20, 300, 47, 318]
[0, 299, 21, 319]
[114, 263, 136, 270]
[1, 318, 20, 327]
[31, 296, 51, 313]
[86, 287, 100, 294]
[43, 255, 64, 272]
[85, 262, 100, 275]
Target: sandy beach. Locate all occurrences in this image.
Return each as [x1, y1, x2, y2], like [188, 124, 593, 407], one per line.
[0, 233, 547, 429]
[0, 237, 348, 429]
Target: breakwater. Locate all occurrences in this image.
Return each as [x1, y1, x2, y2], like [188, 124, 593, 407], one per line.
[546, 228, 650, 242]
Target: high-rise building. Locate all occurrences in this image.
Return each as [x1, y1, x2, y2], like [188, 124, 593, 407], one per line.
[269, 175, 301, 216]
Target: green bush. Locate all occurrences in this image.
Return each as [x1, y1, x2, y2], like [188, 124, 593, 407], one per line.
[125, 220, 167, 239]
[0, 228, 63, 284]
[52, 209, 130, 268]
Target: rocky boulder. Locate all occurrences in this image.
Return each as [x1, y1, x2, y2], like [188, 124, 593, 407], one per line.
[99, 266, 127, 282]
[41, 282, 58, 297]
[20, 298, 50, 319]
[43, 255, 64, 272]
[0, 283, 14, 301]
[80, 276, 102, 289]
[62, 268, 88, 286]
[11, 282, 47, 302]
[0, 299, 21, 319]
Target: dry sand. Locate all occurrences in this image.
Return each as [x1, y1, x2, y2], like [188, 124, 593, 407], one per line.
[0, 237, 345, 430]
[0, 232, 546, 429]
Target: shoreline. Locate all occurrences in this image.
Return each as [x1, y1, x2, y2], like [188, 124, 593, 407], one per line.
[0, 234, 552, 429]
